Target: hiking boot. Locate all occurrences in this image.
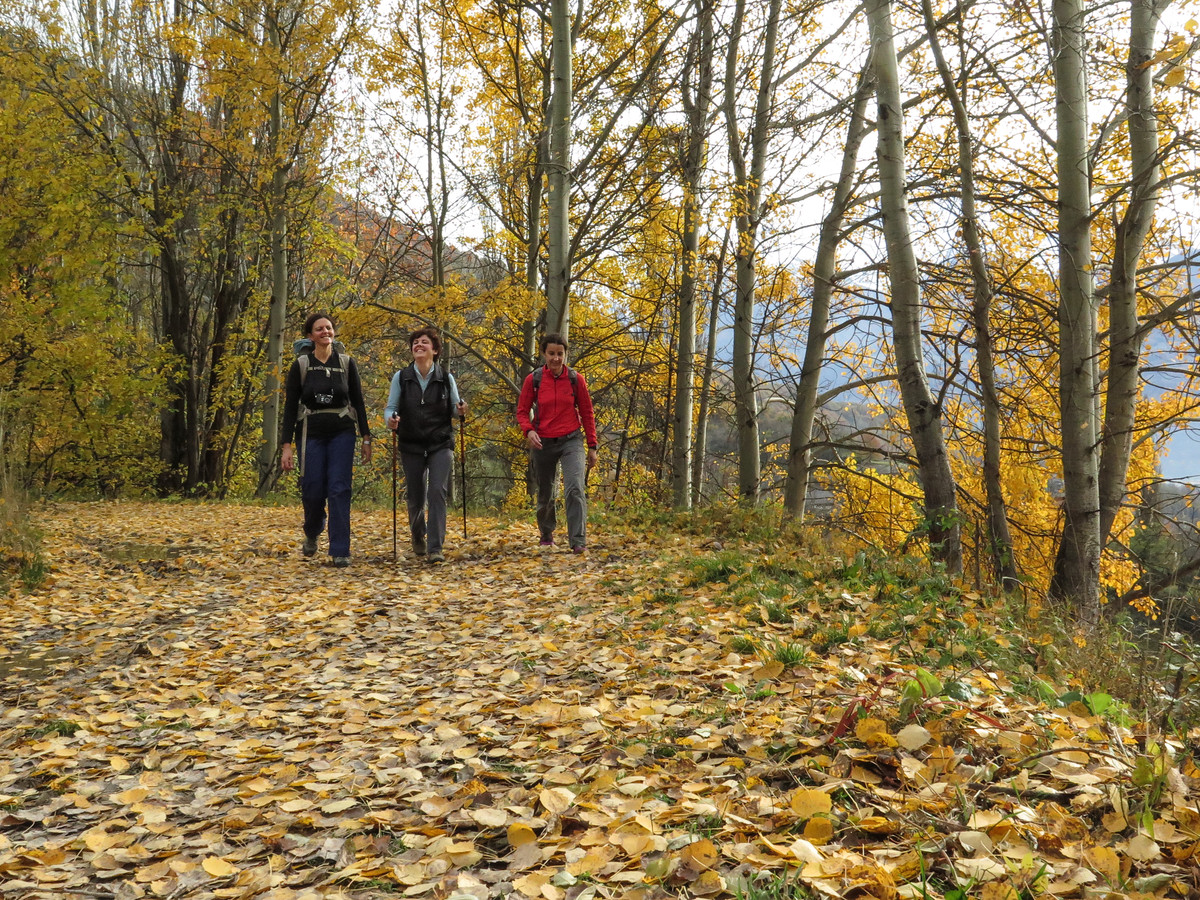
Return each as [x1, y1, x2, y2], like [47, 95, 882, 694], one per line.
[412, 537, 427, 556]
[302, 536, 318, 557]
[428, 551, 445, 563]
[332, 556, 351, 568]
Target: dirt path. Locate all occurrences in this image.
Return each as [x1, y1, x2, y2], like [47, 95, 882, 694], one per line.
[7, 502, 1196, 899]
[0, 501, 751, 900]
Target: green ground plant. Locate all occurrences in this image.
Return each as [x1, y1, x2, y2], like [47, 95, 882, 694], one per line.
[732, 867, 814, 900]
[603, 503, 1197, 752]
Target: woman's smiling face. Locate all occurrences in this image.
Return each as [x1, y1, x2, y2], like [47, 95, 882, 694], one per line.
[411, 334, 435, 360]
[308, 318, 335, 344]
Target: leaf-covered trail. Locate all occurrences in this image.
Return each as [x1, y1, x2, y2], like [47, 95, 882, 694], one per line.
[0, 502, 735, 900]
[1, 502, 1198, 900]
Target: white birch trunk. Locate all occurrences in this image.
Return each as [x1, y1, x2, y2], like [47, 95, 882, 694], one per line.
[868, 0, 962, 572]
[672, 0, 714, 509]
[921, 0, 1016, 586]
[1049, 0, 1101, 623]
[1098, 0, 1166, 545]
[724, 0, 782, 503]
[784, 69, 873, 520]
[546, 0, 572, 339]
[258, 13, 287, 496]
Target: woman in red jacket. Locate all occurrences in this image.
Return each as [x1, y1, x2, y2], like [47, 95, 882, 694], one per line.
[515, 334, 599, 552]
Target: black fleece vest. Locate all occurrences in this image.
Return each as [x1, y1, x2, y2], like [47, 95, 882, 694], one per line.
[396, 365, 453, 455]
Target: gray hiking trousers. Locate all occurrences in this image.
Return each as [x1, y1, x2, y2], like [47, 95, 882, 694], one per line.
[531, 431, 587, 549]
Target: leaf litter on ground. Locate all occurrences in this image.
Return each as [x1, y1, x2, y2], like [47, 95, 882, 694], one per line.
[0, 501, 1197, 899]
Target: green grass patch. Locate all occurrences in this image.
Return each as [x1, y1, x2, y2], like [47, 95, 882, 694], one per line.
[687, 551, 749, 586]
[730, 633, 758, 654]
[771, 640, 808, 669]
[763, 599, 793, 624]
[686, 813, 725, 838]
[732, 867, 814, 900]
[649, 588, 686, 607]
[28, 719, 81, 738]
[809, 625, 850, 655]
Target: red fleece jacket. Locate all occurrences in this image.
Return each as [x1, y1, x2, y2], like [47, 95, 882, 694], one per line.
[516, 367, 598, 447]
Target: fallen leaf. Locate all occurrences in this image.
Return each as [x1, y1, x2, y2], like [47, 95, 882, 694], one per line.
[507, 823, 538, 848]
[790, 788, 832, 818]
[202, 857, 238, 877]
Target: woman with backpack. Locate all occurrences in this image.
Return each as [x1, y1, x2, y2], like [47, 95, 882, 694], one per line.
[515, 333, 599, 553]
[385, 327, 467, 564]
[281, 313, 373, 567]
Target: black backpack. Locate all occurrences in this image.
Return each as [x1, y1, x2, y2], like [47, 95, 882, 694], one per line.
[294, 338, 353, 420]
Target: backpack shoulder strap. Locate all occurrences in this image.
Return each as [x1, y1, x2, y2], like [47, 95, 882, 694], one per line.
[299, 352, 354, 420]
[530, 366, 542, 425]
[531, 365, 578, 423]
[533, 365, 573, 391]
[338, 353, 353, 409]
[297, 347, 350, 387]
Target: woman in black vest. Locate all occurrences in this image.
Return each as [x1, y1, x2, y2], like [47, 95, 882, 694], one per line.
[384, 327, 466, 563]
[281, 313, 373, 567]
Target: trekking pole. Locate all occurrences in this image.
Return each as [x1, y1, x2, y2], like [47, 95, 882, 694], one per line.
[391, 430, 398, 562]
[458, 413, 468, 539]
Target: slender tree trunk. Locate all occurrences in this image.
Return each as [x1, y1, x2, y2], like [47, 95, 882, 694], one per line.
[258, 11, 287, 496]
[613, 335, 654, 492]
[868, 0, 962, 572]
[672, 0, 714, 510]
[156, 30, 196, 494]
[921, 0, 1017, 586]
[520, 56, 549, 503]
[1049, 0, 1101, 623]
[724, 0, 782, 503]
[527, 109, 546, 369]
[523, 130, 543, 499]
[784, 66, 873, 520]
[202, 192, 250, 491]
[158, 248, 189, 494]
[545, 0, 572, 338]
[415, 2, 450, 289]
[526, 144, 544, 298]
[692, 230, 729, 507]
[1098, 0, 1165, 545]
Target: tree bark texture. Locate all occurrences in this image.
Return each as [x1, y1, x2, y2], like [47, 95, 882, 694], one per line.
[784, 66, 873, 521]
[259, 13, 288, 497]
[692, 230, 729, 508]
[1098, 0, 1165, 546]
[921, 0, 1017, 587]
[724, 0, 782, 503]
[672, 0, 714, 510]
[1049, 0, 1101, 624]
[868, 0, 963, 573]
[546, 0, 572, 339]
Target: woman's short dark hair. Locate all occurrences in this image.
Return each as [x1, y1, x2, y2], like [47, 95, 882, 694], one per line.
[541, 333, 568, 352]
[409, 326, 442, 359]
[303, 312, 335, 335]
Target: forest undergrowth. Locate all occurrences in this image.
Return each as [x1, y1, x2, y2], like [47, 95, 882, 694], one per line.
[0, 500, 1197, 899]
